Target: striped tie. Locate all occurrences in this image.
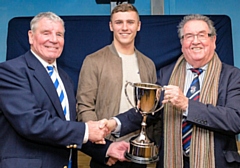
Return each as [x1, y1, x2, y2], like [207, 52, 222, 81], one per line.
[47, 66, 67, 116]
[182, 68, 203, 156]
[47, 66, 71, 168]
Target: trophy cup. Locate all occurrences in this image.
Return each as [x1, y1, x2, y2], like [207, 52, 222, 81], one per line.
[124, 82, 164, 164]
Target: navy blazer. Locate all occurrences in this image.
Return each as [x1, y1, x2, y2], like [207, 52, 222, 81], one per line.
[0, 51, 110, 168]
[116, 61, 240, 168]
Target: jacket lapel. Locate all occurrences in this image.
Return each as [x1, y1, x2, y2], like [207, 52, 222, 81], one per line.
[25, 51, 66, 119]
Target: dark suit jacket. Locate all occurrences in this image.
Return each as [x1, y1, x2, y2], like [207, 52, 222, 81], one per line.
[116, 61, 240, 168]
[0, 51, 110, 168]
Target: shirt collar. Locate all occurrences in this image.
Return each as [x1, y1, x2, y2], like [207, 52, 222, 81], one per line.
[186, 62, 208, 71]
[31, 50, 57, 70]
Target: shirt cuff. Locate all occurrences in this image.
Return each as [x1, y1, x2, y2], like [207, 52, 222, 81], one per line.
[183, 105, 189, 117]
[111, 117, 121, 137]
[83, 123, 88, 143]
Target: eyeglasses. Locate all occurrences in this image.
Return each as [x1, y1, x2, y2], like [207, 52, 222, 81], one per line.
[181, 32, 213, 41]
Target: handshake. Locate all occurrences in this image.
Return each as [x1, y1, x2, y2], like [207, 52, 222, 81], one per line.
[86, 118, 129, 166]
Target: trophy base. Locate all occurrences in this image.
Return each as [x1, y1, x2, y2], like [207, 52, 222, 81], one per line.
[124, 138, 159, 164]
[125, 151, 159, 164]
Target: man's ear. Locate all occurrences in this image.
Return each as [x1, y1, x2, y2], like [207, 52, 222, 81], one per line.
[109, 21, 113, 32]
[28, 30, 33, 44]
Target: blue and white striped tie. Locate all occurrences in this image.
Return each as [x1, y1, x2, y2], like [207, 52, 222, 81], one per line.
[47, 66, 67, 116]
[47, 66, 72, 168]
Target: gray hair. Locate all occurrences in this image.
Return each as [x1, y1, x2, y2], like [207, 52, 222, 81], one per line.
[30, 12, 65, 32]
[177, 14, 217, 39]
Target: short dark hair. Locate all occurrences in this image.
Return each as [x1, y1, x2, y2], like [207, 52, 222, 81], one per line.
[110, 4, 139, 21]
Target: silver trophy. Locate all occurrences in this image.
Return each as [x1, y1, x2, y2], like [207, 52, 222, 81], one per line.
[124, 82, 164, 164]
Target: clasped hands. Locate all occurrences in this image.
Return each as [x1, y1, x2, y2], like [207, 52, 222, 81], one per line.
[86, 118, 129, 166]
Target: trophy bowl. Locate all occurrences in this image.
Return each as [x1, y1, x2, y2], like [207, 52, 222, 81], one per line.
[124, 82, 164, 164]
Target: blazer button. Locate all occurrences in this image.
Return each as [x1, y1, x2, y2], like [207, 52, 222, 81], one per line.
[73, 144, 77, 148]
[66, 145, 70, 148]
[63, 166, 67, 168]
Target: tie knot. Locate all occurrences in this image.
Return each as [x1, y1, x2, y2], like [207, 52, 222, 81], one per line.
[190, 68, 203, 76]
[47, 65, 54, 71]
[47, 66, 54, 76]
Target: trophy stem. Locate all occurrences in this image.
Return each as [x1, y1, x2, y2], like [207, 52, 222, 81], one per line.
[138, 114, 151, 143]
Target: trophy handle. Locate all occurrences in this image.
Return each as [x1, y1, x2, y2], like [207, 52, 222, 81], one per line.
[150, 86, 165, 115]
[124, 81, 137, 111]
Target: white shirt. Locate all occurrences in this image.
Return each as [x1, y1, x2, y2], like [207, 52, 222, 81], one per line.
[118, 52, 141, 114]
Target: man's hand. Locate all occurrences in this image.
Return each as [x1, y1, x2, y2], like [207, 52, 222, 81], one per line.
[106, 118, 118, 132]
[162, 85, 189, 111]
[94, 118, 119, 144]
[106, 141, 130, 166]
[87, 119, 109, 144]
[106, 157, 118, 166]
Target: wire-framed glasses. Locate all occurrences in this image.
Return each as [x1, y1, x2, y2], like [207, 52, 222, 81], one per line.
[181, 32, 212, 41]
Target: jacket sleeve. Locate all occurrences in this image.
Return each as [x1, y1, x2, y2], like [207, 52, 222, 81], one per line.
[81, 140, 112, 164]
[76, 56, 98, 122]
[115, 108, 143, 136]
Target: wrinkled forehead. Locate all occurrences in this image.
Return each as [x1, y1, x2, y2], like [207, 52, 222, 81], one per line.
[34, 18, 65, 33]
